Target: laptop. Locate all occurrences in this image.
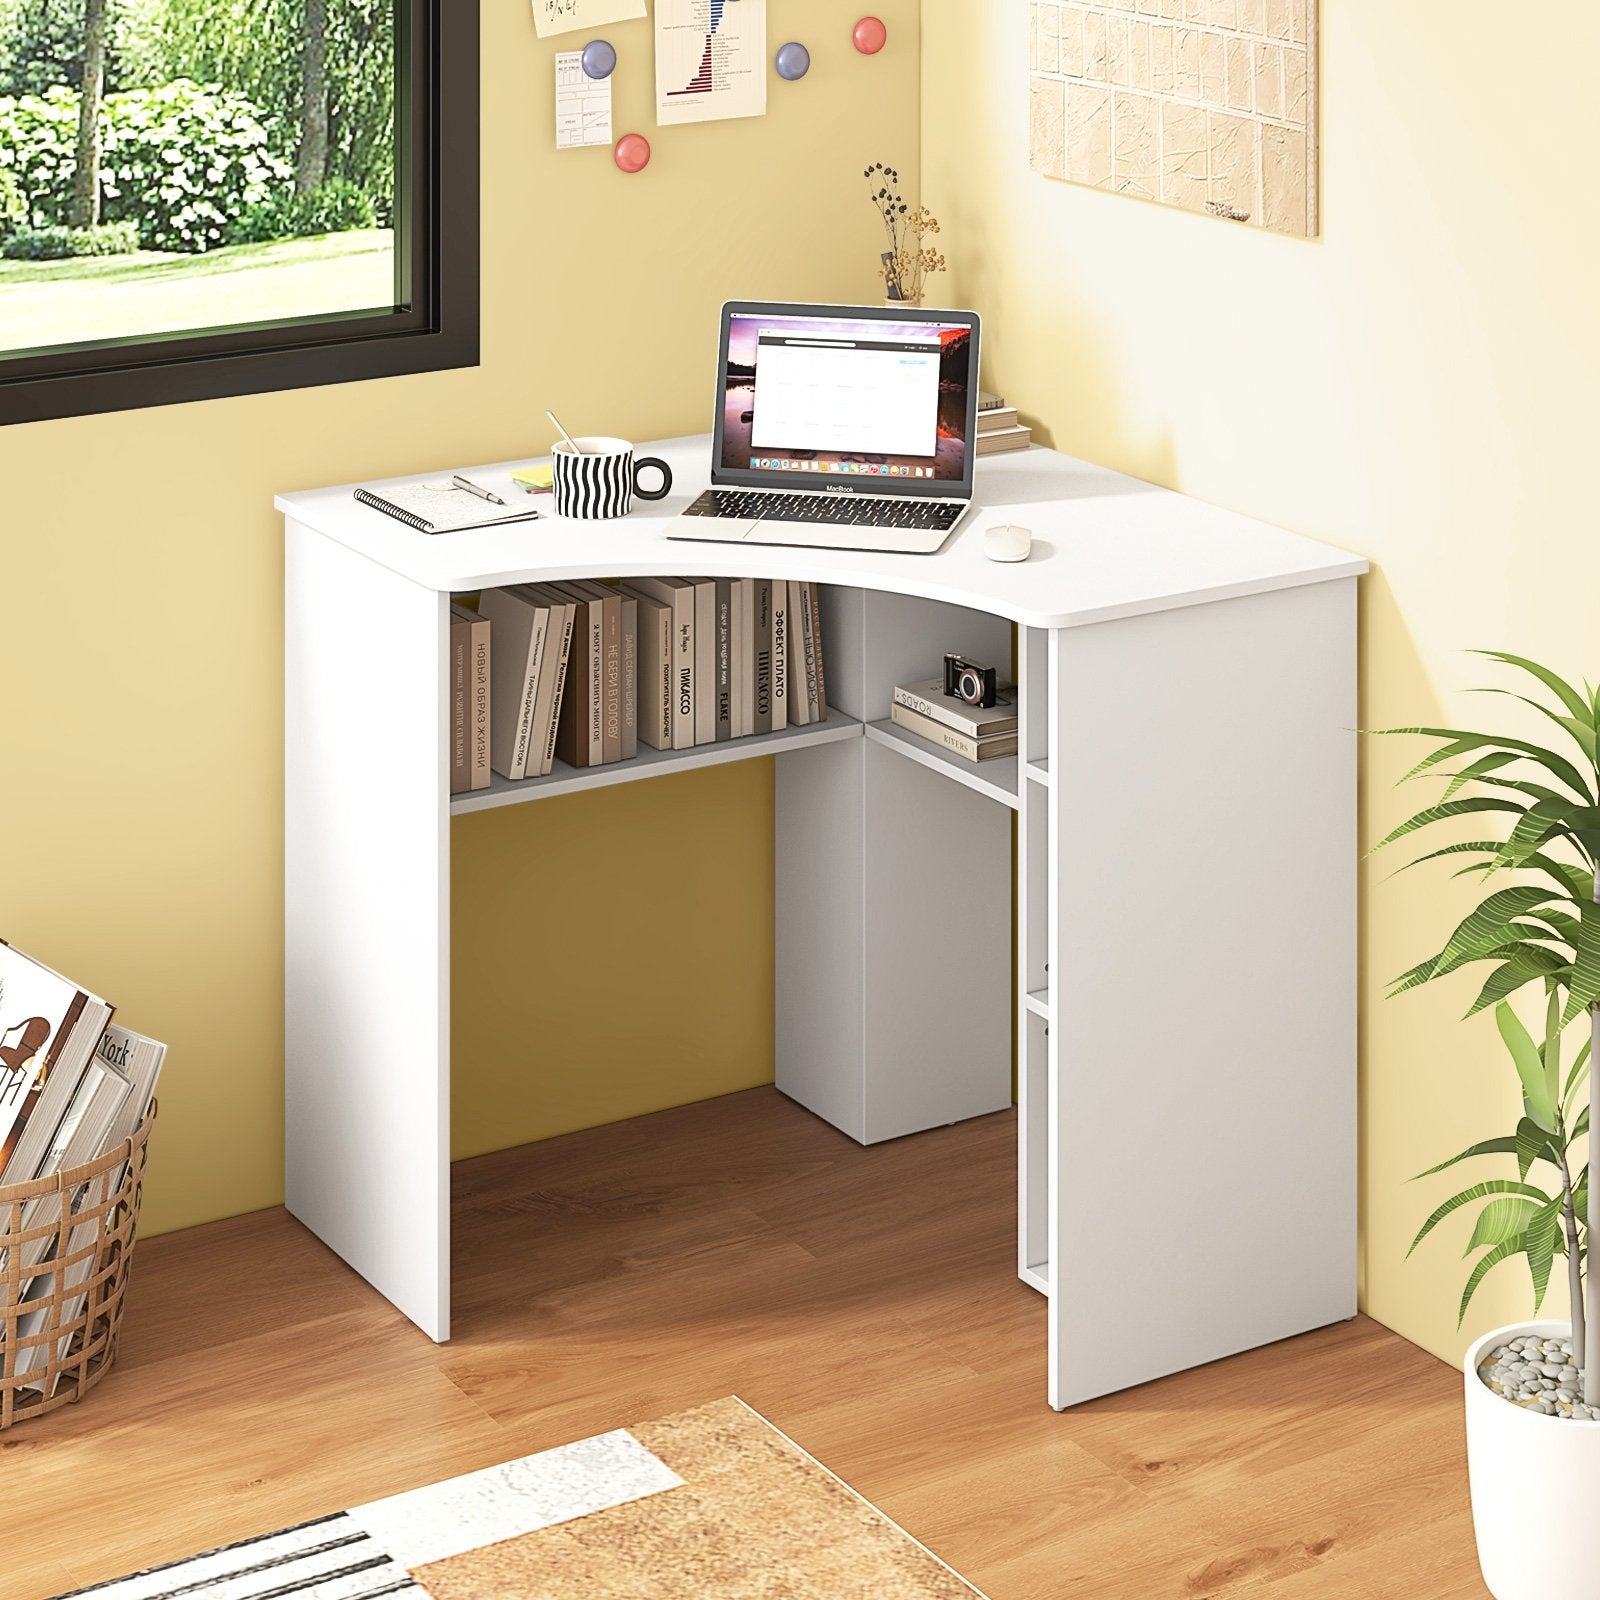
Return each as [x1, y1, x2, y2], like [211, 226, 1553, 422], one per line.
[666, 300, 982, 555]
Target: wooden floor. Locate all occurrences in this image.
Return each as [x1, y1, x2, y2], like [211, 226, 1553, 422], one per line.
[3, 1088, 1487, 1600]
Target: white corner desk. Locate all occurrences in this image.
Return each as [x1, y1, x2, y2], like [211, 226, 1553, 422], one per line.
[278, 437, 1368, 1411]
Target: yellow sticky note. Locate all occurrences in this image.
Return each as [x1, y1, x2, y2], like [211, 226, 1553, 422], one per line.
[511, 464, 554, 493]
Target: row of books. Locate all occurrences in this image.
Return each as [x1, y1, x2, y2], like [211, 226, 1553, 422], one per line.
[890, 677, 1019, 763]
[976, 391, 1032, 457]
[0, 938, 166, 1392]
[450, 578, 830, 791]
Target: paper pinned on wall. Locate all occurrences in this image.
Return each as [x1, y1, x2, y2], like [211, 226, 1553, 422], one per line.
[555, 50, 614, 149]
[532, 0, 646, 41]
[655, 0, 767, 126]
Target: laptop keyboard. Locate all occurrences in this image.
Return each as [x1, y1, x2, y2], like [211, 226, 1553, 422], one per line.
[682, 488, 965, 533]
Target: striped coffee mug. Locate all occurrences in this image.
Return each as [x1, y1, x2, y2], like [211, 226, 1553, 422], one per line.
[551, 437, 673, 519]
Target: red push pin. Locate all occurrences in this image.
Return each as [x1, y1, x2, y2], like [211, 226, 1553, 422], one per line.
[853, 15, 887, 54]
[614, 132, 651, 173]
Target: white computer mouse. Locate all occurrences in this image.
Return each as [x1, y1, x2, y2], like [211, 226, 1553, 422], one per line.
[984, 523, 1033, 563]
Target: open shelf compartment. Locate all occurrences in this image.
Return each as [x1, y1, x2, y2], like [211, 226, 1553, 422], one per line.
[452, 714, 864, 815]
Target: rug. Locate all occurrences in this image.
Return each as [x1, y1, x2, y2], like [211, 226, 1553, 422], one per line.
[55, 1396, 986, 1599]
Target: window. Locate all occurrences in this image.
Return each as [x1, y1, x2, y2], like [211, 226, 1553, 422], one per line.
[0, 0, 476, 425]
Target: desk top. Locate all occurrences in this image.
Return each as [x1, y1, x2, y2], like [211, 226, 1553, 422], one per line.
[276, 436, 1367, 630]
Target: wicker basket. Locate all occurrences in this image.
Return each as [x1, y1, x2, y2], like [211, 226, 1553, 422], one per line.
[0, 1104, 154, 1429]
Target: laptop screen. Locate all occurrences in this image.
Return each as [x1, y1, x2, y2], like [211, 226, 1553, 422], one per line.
[714, 303, 980, 496]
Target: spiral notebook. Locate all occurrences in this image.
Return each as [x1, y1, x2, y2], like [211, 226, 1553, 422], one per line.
[354, 480, 542, 535]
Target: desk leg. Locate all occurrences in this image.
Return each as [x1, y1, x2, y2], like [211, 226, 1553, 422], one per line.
[285, 522, 451, 1340]
[1046, 580, 1358, 1409]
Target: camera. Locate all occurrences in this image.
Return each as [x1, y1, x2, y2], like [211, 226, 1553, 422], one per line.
[943, 652, 999, 709]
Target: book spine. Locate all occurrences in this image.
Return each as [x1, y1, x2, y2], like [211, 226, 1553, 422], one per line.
[620, 596, 638, 760]
[714, 579, 733, 741]
[892, 684, 1017, 737]
[540, 606, 576, 775]
[672, 592, 694, 751]
[636, 599, 672, 749]
[796, 581, 819, 725]
[511, 610, 549, 782]
[771, 581, 789, 733]
[809, 582, 828, 722]
[693, 581, 716, 746]
[600, 593, 622, 766]
[469, 618, 491, 790]
[784, 583, 807, 727]
[553, 604, 588, 769]
[753, 579, 774, 735]
[729, 581, 746, 737]
[584, 601, 605, 766]
[890, 702, 1018, 761]
[450, 616, 469, 795]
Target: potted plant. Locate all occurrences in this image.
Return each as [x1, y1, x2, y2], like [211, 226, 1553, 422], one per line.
[1376, 653, 1598, 1600]
[863, 161, 945, 306]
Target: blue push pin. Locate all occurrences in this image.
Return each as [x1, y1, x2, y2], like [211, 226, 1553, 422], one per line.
[775, 41, 810, 80]
[582, 38, 617, 79]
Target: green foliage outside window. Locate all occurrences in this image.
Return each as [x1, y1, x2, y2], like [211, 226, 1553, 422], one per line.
[0, 0, 393, 252]
[2, 217, 138, 256]
[0, 81, 290, 252]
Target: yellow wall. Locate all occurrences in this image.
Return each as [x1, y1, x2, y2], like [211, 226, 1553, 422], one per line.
[2, 0, 921, 1237]
[921, 1, 1600, 1365]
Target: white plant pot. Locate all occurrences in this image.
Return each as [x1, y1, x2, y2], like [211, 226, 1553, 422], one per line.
[1465, 1321, 1600, 1600]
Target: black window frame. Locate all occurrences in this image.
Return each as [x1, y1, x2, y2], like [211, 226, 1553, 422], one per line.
[0, 0, 478, 428]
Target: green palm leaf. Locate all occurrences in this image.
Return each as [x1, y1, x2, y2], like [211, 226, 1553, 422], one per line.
[1371, 795, 1527, 856]
[1412, 1137, 1519, 1180]
[1439, 752, 1521, 803]
[1466, 947, 1569, 1017]
[1562, 898, 1600, 1022]
[1500, 798, 1600, 870]
[1394, 930, 1565, 1002]
[1472, 651, 1597, 729]
[1519, 853, 1596, 900]
[1465, 1197, 1538, 1256]
[1471, 688, 1599, 767]
[1563, 1039, 1591, 1114]
[1428, 888, 1570, 978]
[1523, 1201, 1561, 1310]
[1459, 1233, 1533, 1325]
[1374, 726, 1594, 803]
[1515, 1115, 1562, 1180]
[1409, 1179, 1552, 1256]
[1496, 1003, 1558, 1130]
[1471, 773, 1583, 808]
[1396, 840, 1501, 872]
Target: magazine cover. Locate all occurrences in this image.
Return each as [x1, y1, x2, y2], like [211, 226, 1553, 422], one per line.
[0, 944, 90, 1173]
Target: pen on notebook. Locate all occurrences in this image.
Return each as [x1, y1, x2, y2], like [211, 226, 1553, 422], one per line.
[452, 474, 506, 506]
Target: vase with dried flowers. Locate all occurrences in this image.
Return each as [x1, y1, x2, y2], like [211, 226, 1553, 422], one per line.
[864, 161, 946, 307]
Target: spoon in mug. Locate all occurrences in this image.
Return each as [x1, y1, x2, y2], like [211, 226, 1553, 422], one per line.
[547, 410, 585, 454]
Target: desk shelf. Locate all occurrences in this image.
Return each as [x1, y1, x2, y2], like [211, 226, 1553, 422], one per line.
[452, 715, 864, 816]
[864, 720, 1019, 811]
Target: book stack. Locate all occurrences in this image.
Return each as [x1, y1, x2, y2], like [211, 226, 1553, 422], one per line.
[0, 939, 166, 1393]
[976, 391, 1032, 457]
[891, 676, 1019, 763]
[452, 578, 830, 784]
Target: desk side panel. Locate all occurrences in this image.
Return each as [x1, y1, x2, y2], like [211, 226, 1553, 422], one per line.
[1048, 578, 1358, 1409]
[285, 521, 450, 1340]
[862, 739, 1013, 1143]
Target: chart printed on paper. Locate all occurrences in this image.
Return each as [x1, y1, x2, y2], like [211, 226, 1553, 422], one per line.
[655, 0, 767, 126]
[555, 50, 613, 148]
